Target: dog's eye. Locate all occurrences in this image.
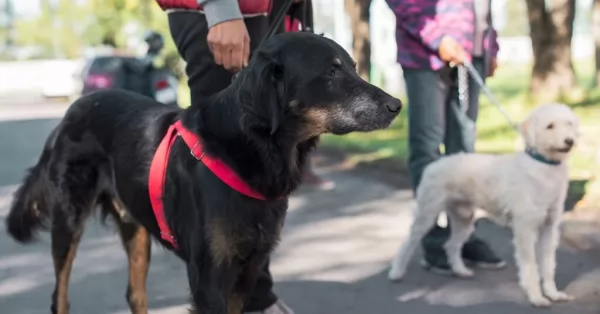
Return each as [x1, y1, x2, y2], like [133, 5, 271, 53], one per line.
[546, 123, 554, 129]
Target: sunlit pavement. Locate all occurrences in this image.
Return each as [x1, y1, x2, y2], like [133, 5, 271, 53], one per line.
[1, 99, 600, 313]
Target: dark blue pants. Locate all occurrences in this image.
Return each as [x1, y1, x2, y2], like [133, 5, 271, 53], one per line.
[404, 57, 485, 190]
[403, 57, 485, 246]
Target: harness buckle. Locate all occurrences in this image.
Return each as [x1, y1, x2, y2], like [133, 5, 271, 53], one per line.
[190, 141, 206, 161]
[161, 231, 175, 239]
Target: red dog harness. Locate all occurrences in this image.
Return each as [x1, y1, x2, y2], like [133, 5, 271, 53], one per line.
[148, 120, 268, 248]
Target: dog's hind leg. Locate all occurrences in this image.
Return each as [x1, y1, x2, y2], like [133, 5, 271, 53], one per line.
[50, 207, 87, 314]
[117, 218, 151, 314]
[444, 207, 476, 278]
[98, 191, 151, 313]
[388, 200, 441, 281]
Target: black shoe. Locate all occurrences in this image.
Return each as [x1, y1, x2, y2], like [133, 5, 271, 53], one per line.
[462, 236, 507, 269]
[420, 225, 452, 275]
[420, 246, 454, 276]
[421, 226, 506, 274]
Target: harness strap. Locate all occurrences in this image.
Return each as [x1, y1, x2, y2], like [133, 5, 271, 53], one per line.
[148, 120, 270, 249]
[148, 122, 179, 247]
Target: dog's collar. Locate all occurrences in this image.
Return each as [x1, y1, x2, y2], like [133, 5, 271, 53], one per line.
[525, 148, 561, 166]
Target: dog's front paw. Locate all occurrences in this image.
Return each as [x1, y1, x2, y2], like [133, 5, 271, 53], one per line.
[388, 266, 405, 282]
[545, 290, 573, 302]
[528, 295, 552, 308]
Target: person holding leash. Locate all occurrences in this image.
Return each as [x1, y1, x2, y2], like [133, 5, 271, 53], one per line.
[154, 0, 305, 313]
[385, 0, 506, 274]
[156, 0, 334, 192]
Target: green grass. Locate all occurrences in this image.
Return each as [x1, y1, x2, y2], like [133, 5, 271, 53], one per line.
[178, 77, 191, 109]
[322, 59, 600, 179]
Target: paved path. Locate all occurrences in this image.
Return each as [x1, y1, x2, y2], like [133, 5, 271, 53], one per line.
[1, 101, 600, 313]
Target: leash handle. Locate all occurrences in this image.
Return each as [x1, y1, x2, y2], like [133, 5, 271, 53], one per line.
[461, 60, 520, 131]
[262, 0, 296, 46]
[232, 0, 296, 82]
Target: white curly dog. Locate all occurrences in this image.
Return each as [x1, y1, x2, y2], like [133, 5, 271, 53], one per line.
[388, 103, 580, 308]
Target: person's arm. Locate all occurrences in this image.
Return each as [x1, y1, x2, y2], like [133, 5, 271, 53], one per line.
[199, 0, 243, 28]
[385, 0, 448, 52]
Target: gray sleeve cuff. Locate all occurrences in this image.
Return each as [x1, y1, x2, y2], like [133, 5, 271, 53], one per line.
[198, 0, 243, 28]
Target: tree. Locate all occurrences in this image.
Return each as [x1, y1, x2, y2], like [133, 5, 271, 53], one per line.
[525, 0, 577, 101]
[593, 0, 600, 87]
[345, 0, 371, 81]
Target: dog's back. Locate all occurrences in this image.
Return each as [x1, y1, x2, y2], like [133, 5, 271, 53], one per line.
[417, 153, 502, 195]
[5, 89, 179, 243]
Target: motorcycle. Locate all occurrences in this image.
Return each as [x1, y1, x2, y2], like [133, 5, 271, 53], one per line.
[121, 31, 179, 106]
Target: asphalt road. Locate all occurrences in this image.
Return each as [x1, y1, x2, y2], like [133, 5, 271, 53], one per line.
[1, 99, 600, 314]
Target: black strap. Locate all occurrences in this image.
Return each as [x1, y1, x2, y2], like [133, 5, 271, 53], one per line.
[261, 0, 296, 48]
[232, 0, 309, 82]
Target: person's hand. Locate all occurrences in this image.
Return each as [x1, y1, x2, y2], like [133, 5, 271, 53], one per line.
[487, 57, 498, 77]
[207, 19, 250, 72]
[438, 35, 467, 65]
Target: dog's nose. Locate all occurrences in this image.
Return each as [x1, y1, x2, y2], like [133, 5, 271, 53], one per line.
[564, 138, 574, 147]
[386, 98, 402, 113]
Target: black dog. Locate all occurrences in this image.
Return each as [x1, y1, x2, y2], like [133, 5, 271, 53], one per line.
[6, 32, 401, 314]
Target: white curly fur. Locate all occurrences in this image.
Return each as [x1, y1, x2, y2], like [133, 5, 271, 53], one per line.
[388, 103, 580, 308]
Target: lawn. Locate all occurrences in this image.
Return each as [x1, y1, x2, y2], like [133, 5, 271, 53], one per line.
[321, 59, 600, 181]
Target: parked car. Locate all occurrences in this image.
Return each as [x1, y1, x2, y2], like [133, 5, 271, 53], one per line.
[79, 54, 178, 106]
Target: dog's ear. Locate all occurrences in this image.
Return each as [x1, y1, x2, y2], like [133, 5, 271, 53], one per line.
[239, 51, 287, 137]
[519, 114, 536, 147]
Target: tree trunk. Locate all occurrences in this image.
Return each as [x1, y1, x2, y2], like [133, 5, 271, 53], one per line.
[525, 0, 576, 102]
[344, 0, 371, 81]
[593, 0, 600, 87]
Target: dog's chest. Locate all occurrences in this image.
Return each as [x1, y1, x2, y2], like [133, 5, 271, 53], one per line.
[483, 168, 566, 225]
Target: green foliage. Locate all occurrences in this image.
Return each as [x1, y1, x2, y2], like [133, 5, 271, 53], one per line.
[500, 0, 529, 37]
[8, 0, 180, 62]
[6, 0, 189, 101]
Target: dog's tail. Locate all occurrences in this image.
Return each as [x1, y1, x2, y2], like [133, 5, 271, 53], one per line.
[5, 125, 62, 243]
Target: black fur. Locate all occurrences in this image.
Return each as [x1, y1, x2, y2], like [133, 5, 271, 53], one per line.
[5, 32, 401, 314]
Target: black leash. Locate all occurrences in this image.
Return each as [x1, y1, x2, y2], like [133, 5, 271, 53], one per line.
[262, 0, 296, 46]
[232, 0, 297, 82]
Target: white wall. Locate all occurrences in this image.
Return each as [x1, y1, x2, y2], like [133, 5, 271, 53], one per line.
[0, 59, 83, 98]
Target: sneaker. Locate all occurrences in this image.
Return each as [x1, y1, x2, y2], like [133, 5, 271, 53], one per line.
[462, 236, 507, 269]
[420, 246, 454, 276]
[257, 299, 295, 314]
[421, 227, 506, 275]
